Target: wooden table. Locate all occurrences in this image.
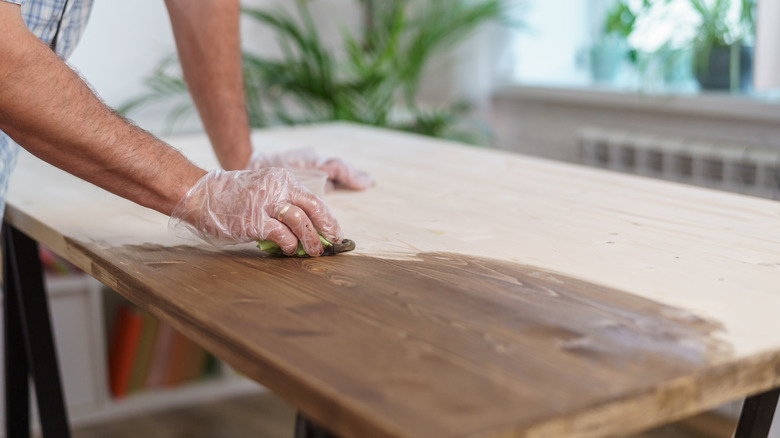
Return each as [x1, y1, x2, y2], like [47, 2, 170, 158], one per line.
[5, 123, 780, 438]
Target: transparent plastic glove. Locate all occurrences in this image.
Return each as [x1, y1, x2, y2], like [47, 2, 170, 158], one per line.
[169, 168, 343, 256]
[246, 148, 374, 191]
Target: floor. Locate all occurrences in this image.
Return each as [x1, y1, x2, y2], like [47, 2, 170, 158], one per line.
[70, 392, 737, 438]
[73, 393, 295, 438]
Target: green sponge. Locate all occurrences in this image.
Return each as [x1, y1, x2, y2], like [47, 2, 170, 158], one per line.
[258, 234, 356, 257]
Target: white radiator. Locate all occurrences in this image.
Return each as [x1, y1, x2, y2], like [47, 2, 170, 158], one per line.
[578, 127, 780, 201]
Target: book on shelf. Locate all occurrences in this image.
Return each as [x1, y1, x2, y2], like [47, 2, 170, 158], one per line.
[39, 244, 83, 276]
[128, 312, 158, 392]
[163, 330, 189, 387]
[107, 303, 216, 399]
[108, 306, 144, 398]
[145, 322, 175, 389]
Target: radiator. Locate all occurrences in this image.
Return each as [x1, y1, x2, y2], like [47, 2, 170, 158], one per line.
[578, 127, 780, 201]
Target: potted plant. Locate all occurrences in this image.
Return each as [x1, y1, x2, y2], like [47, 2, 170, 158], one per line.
[590, 0, 673, 85]
[120, 0, 510, 145]
[589, 0, 635, 82]
[688, 0, 755, 91]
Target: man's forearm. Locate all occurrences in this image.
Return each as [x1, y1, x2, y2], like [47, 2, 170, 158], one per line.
[166, 0, 252, 171]
[0, 3, 206, 216]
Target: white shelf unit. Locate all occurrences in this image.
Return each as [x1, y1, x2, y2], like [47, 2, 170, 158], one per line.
[1, 272, 263, 435]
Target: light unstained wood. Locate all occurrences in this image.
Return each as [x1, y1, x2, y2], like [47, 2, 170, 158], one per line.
[7, 123, 780, 438]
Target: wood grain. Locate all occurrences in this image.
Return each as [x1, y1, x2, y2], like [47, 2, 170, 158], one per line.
[7, 123, 780, 437]
[66, 241, 742, 438]
[71, 391, 734, 438]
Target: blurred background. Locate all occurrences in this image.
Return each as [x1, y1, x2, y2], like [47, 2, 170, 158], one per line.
[69, 0, 780, 201]
[14, 0, 778, 437]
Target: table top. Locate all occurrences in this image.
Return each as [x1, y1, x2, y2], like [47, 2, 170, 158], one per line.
[7, 123, 780, 438]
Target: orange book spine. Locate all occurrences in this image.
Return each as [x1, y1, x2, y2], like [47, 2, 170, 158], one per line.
[163, 330, 188, 387]
[145, 322, 175, 389]
[177, 338, 196, 384]
[108, 306, 129, 397]
[182, 342, 208, 383]
[129, 312, 158, 392]
[108, 306, 144, 398]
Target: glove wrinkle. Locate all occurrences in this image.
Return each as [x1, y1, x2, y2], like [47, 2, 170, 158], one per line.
[169, 168, 342, 256]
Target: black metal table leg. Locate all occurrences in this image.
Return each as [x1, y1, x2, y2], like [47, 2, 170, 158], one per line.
[294, 412, 340, 438]
[2, 223, 71, 438]
[735, 387, 780, 438]
[4, 226, 30, 438]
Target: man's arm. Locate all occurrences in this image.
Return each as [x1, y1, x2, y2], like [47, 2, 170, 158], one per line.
[165, 0, 374, 190]
[0, 2, 205, 215]
[0, 3, 339, 256]
[165, 0, 252, 171]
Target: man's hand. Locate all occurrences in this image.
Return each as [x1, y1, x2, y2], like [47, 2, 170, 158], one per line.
[246, 148, 375, 191]
[170, 168, 343, 256]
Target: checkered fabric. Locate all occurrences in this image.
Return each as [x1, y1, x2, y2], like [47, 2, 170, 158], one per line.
[0, 0, 94, 219]
[0, 136, 20, 218]
[3, 0, 95, 59]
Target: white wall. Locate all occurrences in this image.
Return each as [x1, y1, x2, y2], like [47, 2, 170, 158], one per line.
[755, 0, 780, 90]
[68, 1, 174, 110]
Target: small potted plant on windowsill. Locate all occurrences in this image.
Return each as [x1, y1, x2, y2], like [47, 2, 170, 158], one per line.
[688, 0, 755, 92]
[589, 0, 635, 83]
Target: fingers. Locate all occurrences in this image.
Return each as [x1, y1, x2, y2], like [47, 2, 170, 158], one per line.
[318, 158, 374, 190]
[268, 202, 324, 256]
[250, 148, 373, 191]
[289, 189, 343, 244]
[261, 217, 300, 255]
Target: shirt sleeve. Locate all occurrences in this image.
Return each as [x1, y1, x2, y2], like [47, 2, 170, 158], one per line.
[0, 0, 23, 4]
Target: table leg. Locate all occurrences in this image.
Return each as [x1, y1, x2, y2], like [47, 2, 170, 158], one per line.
[2, 224, 71, 438]
[735, 387, 780, 438]
[294, 412, 340, 438]
[4, 226, 30, 438]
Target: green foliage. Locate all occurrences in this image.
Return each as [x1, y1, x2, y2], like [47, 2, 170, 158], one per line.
[601, 0, 671, 40]
[603, 1, 637, 39]
[686, 0, 755, 84]
[596, 0, 755, 90]
[599, 0, 752, 46]
[116, 57, 194, 129]
[688, 0, 753, 48]
[121, 0, 510, 145]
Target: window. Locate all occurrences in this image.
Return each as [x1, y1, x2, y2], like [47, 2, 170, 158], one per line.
[505, 0, 761, 95]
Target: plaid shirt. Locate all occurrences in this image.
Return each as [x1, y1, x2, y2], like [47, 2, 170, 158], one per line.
[0, 0, 94, 218]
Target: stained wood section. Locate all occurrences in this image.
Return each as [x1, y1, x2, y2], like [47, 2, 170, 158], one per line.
[7, 123, 780, 437]
[70, 391, 735, 438]
[69, 241, 742, 438]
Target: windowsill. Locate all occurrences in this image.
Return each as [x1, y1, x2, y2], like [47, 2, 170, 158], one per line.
[494, 83, 780, 124]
